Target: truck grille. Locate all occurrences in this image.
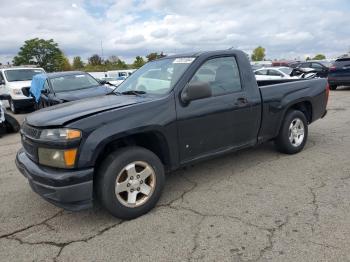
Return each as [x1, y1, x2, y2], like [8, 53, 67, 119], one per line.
[21, 87, 31, 97]
[22, 123, 41, 139]
[22, 137, 36, 159]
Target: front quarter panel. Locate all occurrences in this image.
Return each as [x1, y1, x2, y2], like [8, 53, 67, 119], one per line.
[67, 94, 178, 169]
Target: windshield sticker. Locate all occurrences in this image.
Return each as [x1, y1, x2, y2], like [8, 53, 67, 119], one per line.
[173, 57, 195, 64]
[75, 75, 86, 78]
[34, 70, 43, 73]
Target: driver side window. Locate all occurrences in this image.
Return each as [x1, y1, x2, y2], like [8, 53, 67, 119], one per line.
[267, 70, 283, 77]
[189, 57, 242, 96]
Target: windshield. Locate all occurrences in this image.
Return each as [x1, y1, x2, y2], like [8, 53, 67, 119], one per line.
[50, 73, 101, 93]
[279, 67, 293, 75]
[116, 57, 194, 95]
[5, 69, 45, 82]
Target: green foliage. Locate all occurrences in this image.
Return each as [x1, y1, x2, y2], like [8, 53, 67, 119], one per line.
[306, 57, 311, 61]
[60, 55, 72, 71]
[251, 46, 266, 61]
[146, 52, 166, 62]
[88, 54, 102, 66]
[13, 38, 65, 72]
[312, 54, 326, 60]
[132, 56, 146, 68]
[12, 39, 168, 72]
[72, 56, 84, 69]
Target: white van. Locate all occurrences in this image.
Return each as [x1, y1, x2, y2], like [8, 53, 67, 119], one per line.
[0, 66, 45, 113]
[107, 69, 135, 79]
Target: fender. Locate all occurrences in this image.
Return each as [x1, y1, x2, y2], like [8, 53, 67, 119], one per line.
[78, 124, 175, 168]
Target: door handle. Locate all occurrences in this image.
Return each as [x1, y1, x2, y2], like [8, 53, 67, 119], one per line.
[235, 97, 248, 106]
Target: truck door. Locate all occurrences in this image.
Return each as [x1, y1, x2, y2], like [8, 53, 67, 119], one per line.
[176, 56, 258, 163]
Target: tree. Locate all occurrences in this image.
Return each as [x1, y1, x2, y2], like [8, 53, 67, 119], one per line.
[116, 59, 128, 69]
[60, 55, 72, 71]
[306, 57, 311, 61]
[13, 38, 64, 72]
[146, 52, 166, 62]
[88, 54, 102, 66]
[132, 56, 146, 68]
[251, 46, 266, 61]
[72, 56, 84, 69]
[312, 54, 326, 60]
[108, 55, 120, 64]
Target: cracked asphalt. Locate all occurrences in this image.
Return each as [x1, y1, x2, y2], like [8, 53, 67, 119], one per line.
[1, 87, 350, 261]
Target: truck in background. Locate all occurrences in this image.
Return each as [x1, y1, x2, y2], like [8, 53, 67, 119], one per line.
[0, 66, 45, 113]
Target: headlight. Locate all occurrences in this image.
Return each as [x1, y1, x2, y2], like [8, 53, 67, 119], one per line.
[12, 89, 22, 95]
[40, 128, 81, 141]
[38, 148, 77, 168]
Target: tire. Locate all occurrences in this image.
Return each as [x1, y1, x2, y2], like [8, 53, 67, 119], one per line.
[9, 99, 18, 114]
[4, 113, 20, 133]
[275, 110, 308, 154]
[96, 146, 165, 219]
[329, 85, 337, 90]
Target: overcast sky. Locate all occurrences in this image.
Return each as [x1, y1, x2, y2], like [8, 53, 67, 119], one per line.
[0, 0, 349, 63]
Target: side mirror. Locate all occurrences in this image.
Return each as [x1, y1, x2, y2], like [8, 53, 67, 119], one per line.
[0, 79, 5, 85]
[99, 80, 107, 85]
[0, 94, 10, 100]
[181, 82, 212, 104]
[41, 89, 49, 94]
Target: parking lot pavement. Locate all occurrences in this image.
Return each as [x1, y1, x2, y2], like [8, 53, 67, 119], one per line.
[1, 87, 350, 261]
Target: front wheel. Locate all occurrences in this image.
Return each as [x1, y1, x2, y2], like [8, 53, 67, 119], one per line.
[96, 146, 165, 219]
[275, 110, 308, 154]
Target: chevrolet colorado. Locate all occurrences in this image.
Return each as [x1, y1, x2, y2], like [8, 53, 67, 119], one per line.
[16, 50, 329, 219]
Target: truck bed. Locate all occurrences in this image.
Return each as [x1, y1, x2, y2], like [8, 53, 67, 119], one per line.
[257, 78, 328, 143]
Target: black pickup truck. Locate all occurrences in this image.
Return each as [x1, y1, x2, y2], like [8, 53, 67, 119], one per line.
[16, 50, 329, 219]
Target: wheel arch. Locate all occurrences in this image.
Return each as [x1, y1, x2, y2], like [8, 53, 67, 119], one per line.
[275, 99, 313, 138]
[92, 130, 172, 173]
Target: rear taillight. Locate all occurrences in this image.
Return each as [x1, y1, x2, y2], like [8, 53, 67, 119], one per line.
[329, 66, 336, 71]
[325, 83, 330, 107]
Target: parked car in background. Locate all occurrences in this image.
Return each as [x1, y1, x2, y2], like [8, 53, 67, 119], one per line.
[254, 67, 297, 80]
[0, 66, 45, 113]
[107, 70, 135, 79]
[30, 71, 112, 109]
[290, 61, 330, 78]
[272, 60, 298, 67]
[0, 94, 20, 137]
[250, 61, 272, 69]
[328, 57, 350, 90]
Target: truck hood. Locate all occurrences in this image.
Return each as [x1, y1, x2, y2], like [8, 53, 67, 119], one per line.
[54, 86, 112, 102]
[6, 81, 32, 89]
[26, 94, 150, 127]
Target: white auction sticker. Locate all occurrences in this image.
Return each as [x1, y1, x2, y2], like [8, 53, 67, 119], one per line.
[173, 57, 195, 64]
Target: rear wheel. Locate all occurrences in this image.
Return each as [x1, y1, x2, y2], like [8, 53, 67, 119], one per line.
[96, 146, 165, 219]
[329, 85, 337, 90]
[275, 110, 308, 154]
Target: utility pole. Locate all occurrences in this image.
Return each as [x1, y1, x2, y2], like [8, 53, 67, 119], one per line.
[101, 40, 104, 60]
